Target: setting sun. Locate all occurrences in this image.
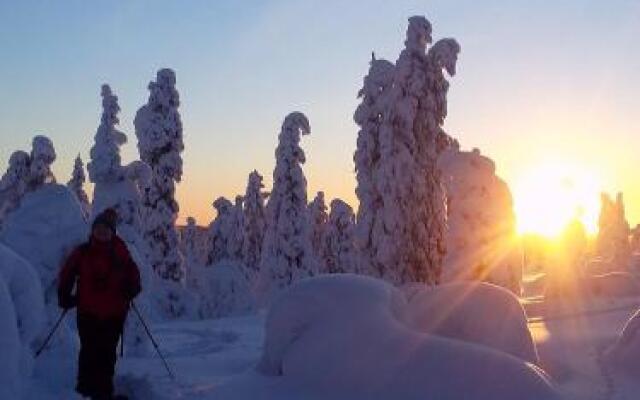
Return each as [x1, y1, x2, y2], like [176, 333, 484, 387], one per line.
[513, 160, 602, 237]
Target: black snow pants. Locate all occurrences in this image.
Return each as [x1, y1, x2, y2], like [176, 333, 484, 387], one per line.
[76, 313, 125, 399]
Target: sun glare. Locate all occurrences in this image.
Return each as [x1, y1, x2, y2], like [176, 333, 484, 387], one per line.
[513, 161, 602, 238]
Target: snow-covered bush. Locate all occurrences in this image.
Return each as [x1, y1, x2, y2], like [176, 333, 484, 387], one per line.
[0, 243, 45, 372]
[217, 274, 560, 400]
[353, 55, 395, 278]
[355, 16, 455, 285]
[258, 112, 316, 299]
[242, 170, 267, 283]
[308, 191, 328, 268]
[321, 199, 356, 274]
[404, 281, 538, 363]
[439, 148, 521, 293]
[207, 196, 235, 265]
[0, 184, 88, 354]
[0, 277, 23, 399]
[135, 68, 185, 283]
[191, 261, 254, 319]
[67, 154, 90, 217]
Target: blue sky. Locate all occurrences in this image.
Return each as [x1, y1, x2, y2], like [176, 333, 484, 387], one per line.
[1, 1, 639, 229]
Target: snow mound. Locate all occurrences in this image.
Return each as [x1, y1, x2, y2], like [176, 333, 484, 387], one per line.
[404, 281, 539, 364]
[0, 242, 45, 376]
[606, 308, 640, 376]
[191, 261, 255, 319]
[0, 184, 87, 353]
[0, 277, 23, 399]
[585, 272, 640, 298]
[0, 184, 88, 297]
[217, 274, 559, 400]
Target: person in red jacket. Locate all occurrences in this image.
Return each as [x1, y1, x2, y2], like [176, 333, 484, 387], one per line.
[58, 208, 141, 400]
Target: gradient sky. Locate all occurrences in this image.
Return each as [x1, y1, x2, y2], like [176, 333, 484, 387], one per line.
[1, 0, 639, 230]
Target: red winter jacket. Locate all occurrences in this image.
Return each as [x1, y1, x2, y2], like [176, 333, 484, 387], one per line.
[58, 236, 141, 320]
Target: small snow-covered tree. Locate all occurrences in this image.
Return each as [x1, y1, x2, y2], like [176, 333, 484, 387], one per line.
[0, 151, 30, 224]
[27, 135, 56, 191]
[353, 54, 395, 276]
[597, 192, 631, 267]
[308, 191, 328, 268]
[67, 154, 90, 215]
[207, 197, 235, 265]
[242, 170, 267, 281]
[227, 195, 245, 261]
[135, 68, 185, 282]
[258, 112, 316, 296]
[182, 216, 205, 265]
[322, 199, 357, 274]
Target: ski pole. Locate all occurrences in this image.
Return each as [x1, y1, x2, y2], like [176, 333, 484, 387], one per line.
[130, 302, 176, 381]
[35, 309, 69, 358]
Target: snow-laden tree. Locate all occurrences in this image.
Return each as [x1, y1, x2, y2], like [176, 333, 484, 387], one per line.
[27, 135, 56, 191]
[308, 191, 328, 268]
[258, 112, 316, 297]
[0, 151, 30, 224]
[88, 85, 150, 229]
[207, 196, 235, 265]
[134, 68, 185, 282]
[227, 195, 245, 261]
[439, 148, 521, 293]
[353, 55, 395, 277]
[182, 216, 205, 265]
[67, 154, 90, 216]
[597, 192, 631, 267]
[322, 199, 357, 274]
[242, 170, 267, 281]
[358, 16, 458, 285]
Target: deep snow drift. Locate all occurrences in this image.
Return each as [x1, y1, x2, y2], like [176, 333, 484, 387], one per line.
[215, 274, 559, 400]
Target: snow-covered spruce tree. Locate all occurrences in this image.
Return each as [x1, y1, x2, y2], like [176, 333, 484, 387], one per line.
[0, 151, 30, 224]
[27, 135, 56, 191]
[308, 191, 328, 269]
[207, 196, 235, 265]
[241, 170, 267, 282]
[597, 192, 631, 267]
[67, 154, 90, 216]
[322, 199, 357, 274]
[353, 55, 395, 276]
[182, 216, 203, 265]
[88, 84, 150, 230]
[258, 112, 316, 297]
[361, 16, 457, 285]
[227, 195, 245, 262]
[134, 68, 185, 282]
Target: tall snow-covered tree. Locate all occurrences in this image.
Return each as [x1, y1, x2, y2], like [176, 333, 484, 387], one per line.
[358, 16, 458, 285]
[353, 55, 395, 277]
[67, 154, 90, 215]
[27, 135, 56, 190]
[258, 112, 316, 296]
[322, 199, 357, 274]
[242, 170, 267, 281]
[207, 196, 235, 265]
[308, 191, 328, 267]
[0, 151, 31, 224]
[135, 68, 185, 282]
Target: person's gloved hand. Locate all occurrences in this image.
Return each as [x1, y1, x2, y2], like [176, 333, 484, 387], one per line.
[58, 294, 77, 310]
